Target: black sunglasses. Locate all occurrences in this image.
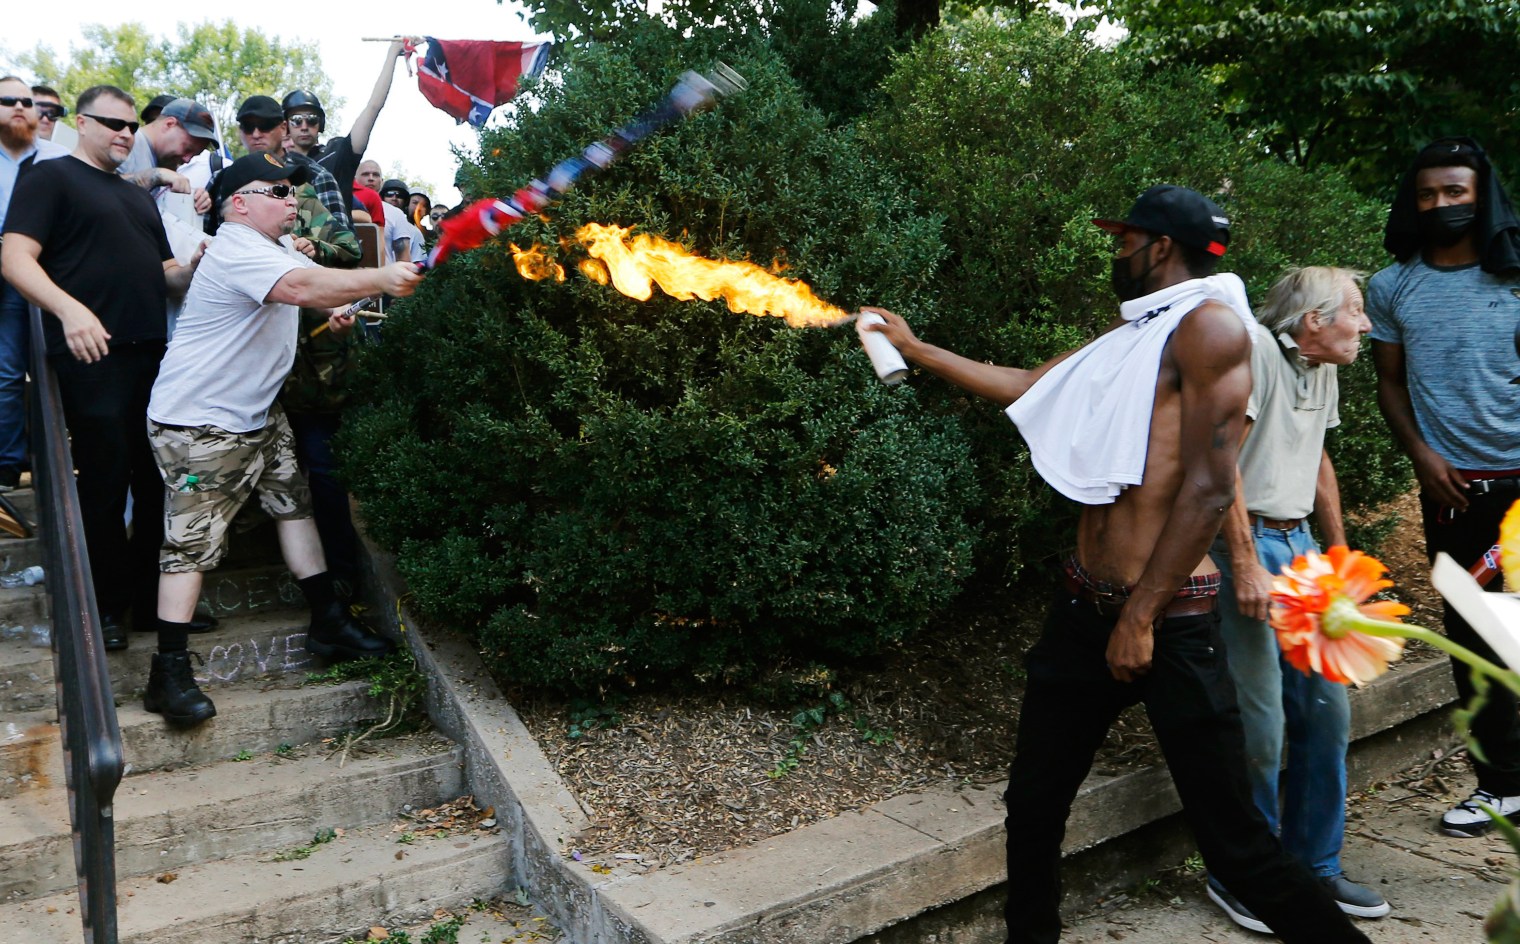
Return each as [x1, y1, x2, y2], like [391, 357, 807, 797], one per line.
[81, 113, 139, 134]
[0, 96, 34, 109]
[239, 118, 283, 134]
[238, 185, 296, 200]
[35, 103, 66, 120]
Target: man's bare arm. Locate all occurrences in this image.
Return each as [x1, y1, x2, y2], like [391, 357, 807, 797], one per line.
[1, 234, 111, 362]
[1313, 448, 1347, 548]
[162, 241, 207, 298]
[267, 261, 421, 309]
[1106, 301, 1251, 681]
[860, 306, 1072, 405]
[1372, 339, 1468, 509]
[1219, 419, 1272, 621]
[347, 40, 407, 156]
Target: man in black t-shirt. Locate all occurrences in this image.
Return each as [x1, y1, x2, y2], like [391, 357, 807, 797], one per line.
[284, 39, 408, 217]
[0, 86, 208, 719]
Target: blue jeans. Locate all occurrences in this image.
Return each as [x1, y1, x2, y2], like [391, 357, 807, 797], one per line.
[1212, 521, 1350, 878]
[0, 283, 31, 473]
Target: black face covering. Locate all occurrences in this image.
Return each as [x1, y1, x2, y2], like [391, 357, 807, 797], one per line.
[1111, 239, 1159, 301]
[1417, 204, 1478, 248]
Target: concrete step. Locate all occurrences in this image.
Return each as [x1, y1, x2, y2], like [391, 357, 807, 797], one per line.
[0, 608, 323, 713]
[1, 679, 382, 798]
[1, 824, 512, 944]
[0, 534, 43, 571]
[198, 563, 304, 619]
[0, 734, 464, 904]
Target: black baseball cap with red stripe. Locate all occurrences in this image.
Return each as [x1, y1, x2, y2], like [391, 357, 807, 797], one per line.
[1094, 185, 1231, 257]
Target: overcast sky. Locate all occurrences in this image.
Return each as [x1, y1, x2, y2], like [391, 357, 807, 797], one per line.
[3, 2, 550, 206]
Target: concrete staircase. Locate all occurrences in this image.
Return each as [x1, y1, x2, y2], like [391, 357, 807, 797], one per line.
[0, 490, 512, 943]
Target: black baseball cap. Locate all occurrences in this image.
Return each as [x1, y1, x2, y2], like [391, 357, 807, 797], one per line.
[380, 178, 410, 200]
[1094, 185, 1231, 257]
[236, 95, 286, 122]
[159, 98, 218, 147]
[141, 93, 177, 124]
[213, 151, 310, 205]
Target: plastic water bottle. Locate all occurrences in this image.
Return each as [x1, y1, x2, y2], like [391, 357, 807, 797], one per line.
[27, 624, 49, 648]
[0, 624, 23, 642]
[0, 565, 44, 589]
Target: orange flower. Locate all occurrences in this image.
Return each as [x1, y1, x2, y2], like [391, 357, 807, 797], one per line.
[1270, 546, 1409, 687]
[1500, 499, 1520, 591]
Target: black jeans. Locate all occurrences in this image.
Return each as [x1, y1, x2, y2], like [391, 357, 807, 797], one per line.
[286, 409, 358, 585]
[50, 342, 166, 621]
[1003, 594, 1369, 944]
[1422, 488, 1520, 795]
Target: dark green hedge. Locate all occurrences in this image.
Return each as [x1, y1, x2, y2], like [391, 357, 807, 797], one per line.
[342, 30, 978, 692]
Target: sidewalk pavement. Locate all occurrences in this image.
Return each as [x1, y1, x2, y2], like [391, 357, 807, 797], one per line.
[1066, 752, 1514, 943]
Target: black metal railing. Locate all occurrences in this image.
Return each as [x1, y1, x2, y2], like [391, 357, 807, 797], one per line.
[28, 302, 123, 944]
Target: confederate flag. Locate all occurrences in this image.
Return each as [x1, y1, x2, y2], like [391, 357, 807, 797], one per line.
[416, 38, 551, 127]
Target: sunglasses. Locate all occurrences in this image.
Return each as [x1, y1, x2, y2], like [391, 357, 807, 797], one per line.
[81, 113, 139, 134]
[0, 96, 34, 109]
[238, 185, 296, 200]
[287, 114, 320, 127]
[36, 104, 66, 120]
[239, 118, 284, 134]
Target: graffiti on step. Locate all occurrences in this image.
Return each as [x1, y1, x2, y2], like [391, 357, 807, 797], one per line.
[202, 571, 303, 617]
[197, 631, 311, 684]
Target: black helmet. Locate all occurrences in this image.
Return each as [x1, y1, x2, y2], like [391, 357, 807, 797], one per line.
[281, 89, 326, 132]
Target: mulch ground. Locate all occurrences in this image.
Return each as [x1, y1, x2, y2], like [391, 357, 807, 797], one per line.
[512, 489, 1444, 870]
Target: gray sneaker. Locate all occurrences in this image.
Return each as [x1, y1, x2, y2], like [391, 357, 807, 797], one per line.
[1319, 873, 1390, 919]
[1206, 880, 1270, 934]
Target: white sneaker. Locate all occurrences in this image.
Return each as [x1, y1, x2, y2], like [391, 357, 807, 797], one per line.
[1441, 789, 1520, 837]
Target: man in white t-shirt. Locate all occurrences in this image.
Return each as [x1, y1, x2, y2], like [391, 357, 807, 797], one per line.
[143, 151, 421, 728]
[355, 162, 419, 264]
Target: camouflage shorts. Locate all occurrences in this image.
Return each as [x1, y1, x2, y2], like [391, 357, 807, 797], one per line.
[150, 405, 312, 573]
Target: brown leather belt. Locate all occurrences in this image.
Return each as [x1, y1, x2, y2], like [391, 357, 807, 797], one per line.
[1256, 516, 1304, 531]
[1062, 573, 1218, 619]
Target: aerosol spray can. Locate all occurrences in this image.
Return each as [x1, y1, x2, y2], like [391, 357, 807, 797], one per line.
[1471, 544, 1505, 588]
[855, 312, 909, 385]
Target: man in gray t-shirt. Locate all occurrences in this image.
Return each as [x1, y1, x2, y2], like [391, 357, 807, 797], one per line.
[1369, 137, 1520, 837]
[1206, 267, 1388, 931]
[141, 151, 421, 728]
[116, 97, 217, 215]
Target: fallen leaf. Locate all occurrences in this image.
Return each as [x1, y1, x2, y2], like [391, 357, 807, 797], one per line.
[156, 872, 177, 884]
[368, 928, 389, 941]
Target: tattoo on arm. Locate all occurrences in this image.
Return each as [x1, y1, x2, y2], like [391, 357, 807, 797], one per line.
[1211, 418, 1230, 450]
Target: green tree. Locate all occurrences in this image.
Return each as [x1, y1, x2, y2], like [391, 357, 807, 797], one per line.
[861, 12, 1407, 578]
[1092, 0, 1520, 198]
[13, 21, 338, 153]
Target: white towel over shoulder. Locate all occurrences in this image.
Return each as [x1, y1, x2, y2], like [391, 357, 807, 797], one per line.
[1005, 274, 1254, 505]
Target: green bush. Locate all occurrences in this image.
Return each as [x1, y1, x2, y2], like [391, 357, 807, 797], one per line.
[345, 9, 1412, 694]
[343, 29, 978, 692]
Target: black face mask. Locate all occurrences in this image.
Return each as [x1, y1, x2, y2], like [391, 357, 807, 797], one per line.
[1111, 239, 1159, 302]
[1418, 204, 1477, 248]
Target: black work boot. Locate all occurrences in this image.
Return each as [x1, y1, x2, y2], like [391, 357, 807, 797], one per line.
[307, 602, 395, 662]
[144, 652, 217, 728]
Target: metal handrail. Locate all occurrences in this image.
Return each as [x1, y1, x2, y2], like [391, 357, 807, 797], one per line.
[27, 302, 123, 944]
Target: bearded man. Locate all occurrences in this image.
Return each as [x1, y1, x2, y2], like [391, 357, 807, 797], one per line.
[0, 76, 69, 490]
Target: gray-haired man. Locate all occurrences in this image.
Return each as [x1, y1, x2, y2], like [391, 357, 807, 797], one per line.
[1205, 266, 1389, 932]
